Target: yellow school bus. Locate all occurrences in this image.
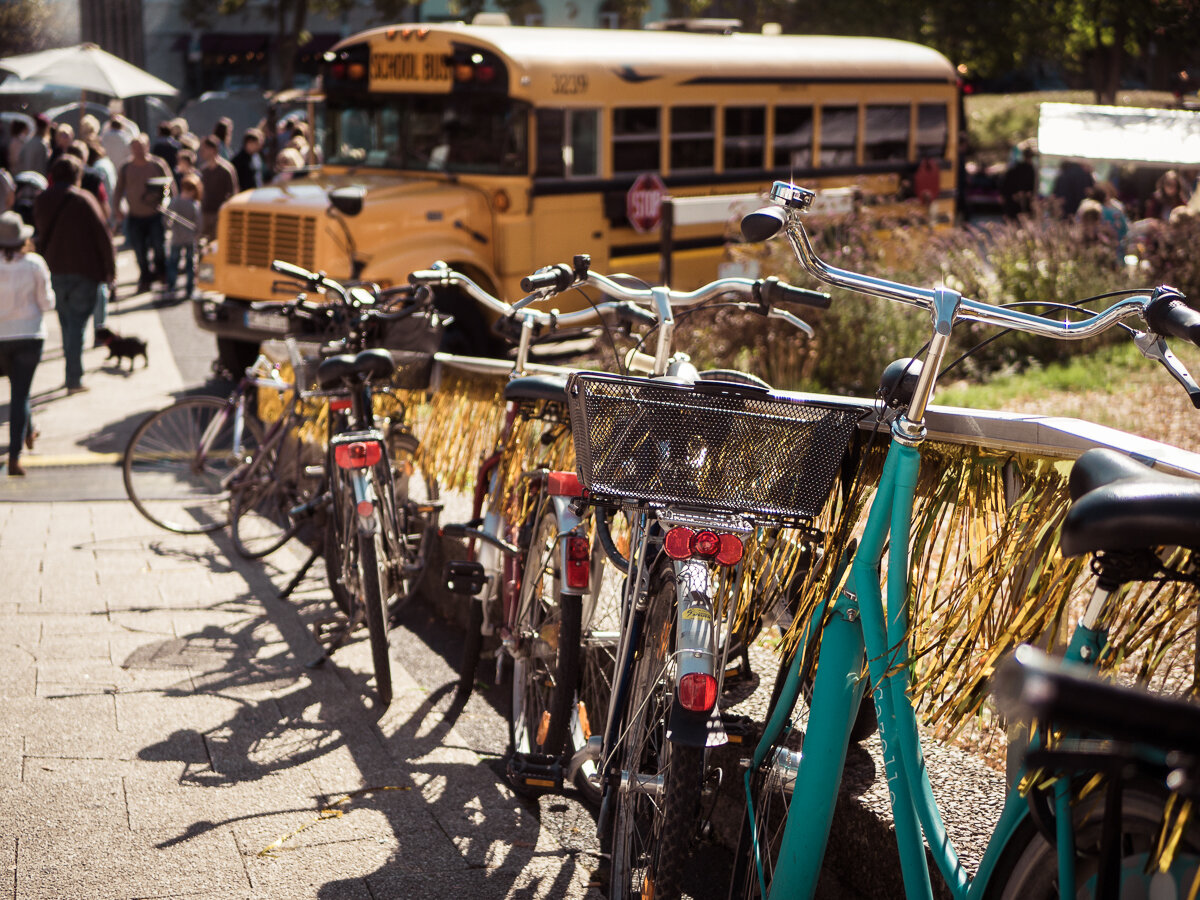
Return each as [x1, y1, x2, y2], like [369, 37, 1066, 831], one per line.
[195, 21, 958, 365]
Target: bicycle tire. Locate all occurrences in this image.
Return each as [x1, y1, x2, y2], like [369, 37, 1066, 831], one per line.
[510, 506, 582, 762]
[228, 431, 306, 559]
[575, 539, 619, 805]
[360, 524, 394, 710]
[608, 559, 705, 900]
[384, 429, 440, 613]
[123, 396, 262, 534]
[985, 778, 1200, 898]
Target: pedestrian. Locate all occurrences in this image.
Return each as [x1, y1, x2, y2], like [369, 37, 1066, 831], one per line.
[48, 122, 74, 169]
[65, 140, 110, 221]
[7, 119, 29, 173]
[1052, 159, 1094, 218]
[166, 174, 202, 300]
[213, 117, 234, 161]
[114, 134, 174, 293]
[174, 147, 196, 189]
[0, 209, 54, 476]
[16, 114, 50, 175]
[1146, 169, 1190, 221]
[1000, 141, 1037, 220]
[198, 135, 237, 240]
[0, 169, 13, 212]
[33, 155, 114, 395]
[101, 113, 135, 173]
[271, 146, 305, 184]
[150, 120, 180, 172]
[231, 127, 264, 192]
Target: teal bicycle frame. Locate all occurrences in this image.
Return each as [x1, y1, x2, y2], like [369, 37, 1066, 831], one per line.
[738, 180, 1194, 900]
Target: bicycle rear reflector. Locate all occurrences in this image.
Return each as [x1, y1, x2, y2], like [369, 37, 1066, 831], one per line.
[664, 527, 743, 566]
[335, 441, 382, 469]
[679, 672, 718, 712]
[565, 535, 590, 589]
[329, 397, 353, 412]
[356, 500, 375, 517]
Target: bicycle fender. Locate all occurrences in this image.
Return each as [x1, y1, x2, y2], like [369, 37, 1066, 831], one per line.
[551, 494, 589, 597]
[666, 560, 726, 748]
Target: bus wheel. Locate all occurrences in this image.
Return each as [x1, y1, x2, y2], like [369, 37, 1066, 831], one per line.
[216, 337, 261, 380]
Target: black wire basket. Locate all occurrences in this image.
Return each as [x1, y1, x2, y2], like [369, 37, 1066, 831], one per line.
[566, 372, 868, 521]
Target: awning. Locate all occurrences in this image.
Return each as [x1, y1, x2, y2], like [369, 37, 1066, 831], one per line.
[1038, 101, 1200, 166]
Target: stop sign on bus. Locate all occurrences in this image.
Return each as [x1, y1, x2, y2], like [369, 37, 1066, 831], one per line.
[626, 172, 667, 233]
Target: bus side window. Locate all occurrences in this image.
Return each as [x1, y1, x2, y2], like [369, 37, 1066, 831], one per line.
[537, 109, 567, 177]
[670, 106, 714, 173]
[613, 107, 660, 173]
[916, 104, 948, 159]
[569, 110, 599, 177]
[864, 105, 910, 163]
[820, 105, 858, 167]
[724, 107, 765, 171]
[774, 106, 813, 170]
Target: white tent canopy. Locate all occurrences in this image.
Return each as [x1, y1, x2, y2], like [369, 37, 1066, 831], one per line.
[1038, 102, 1200, 167]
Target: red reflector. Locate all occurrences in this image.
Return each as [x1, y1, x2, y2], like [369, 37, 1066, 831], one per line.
[331, 63, 346, 79]
[693, 530, 721, 558]
[678, 672, 717, 712]
[329, 397, 352, 411]
[476, 65, 496, 83]
[356, 499, 374, 517]
[565, 536, 590, 589]
[716, 533, 744, 566]
[334, 441, 382, 469]
[547, 471, 582, 497]
[664, 527, 693, 560]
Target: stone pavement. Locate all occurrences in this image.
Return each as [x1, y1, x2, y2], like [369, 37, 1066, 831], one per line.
[0, 255, 603, 899]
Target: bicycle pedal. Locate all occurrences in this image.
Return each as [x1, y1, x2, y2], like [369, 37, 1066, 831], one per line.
[444, 560, 486, 595]
[506, 752, 565, 793]
[720, 712, 758, 745]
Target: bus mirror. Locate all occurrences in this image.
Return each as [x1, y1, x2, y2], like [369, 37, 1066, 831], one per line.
[741, 207, 786, 243]
[329, 186, 366, 218]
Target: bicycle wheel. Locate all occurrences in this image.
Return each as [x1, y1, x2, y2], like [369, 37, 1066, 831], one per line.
[511, 505, 582, 762]
[986, 779, 1200, 898]
[359, 523, 394, 709]
[383, 428, 440, 613]
[575, 539, 619, 805]
[609, 558, 705, 900]
[123, 396, 261, 534]
[324, 462, 358, 617]
[229, 430, 308, 558]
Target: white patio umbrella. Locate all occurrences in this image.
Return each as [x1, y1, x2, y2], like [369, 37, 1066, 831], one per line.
[0, 42, 177, 101]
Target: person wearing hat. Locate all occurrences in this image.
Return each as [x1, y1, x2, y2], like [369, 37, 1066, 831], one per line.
[0, 209, 55, 476]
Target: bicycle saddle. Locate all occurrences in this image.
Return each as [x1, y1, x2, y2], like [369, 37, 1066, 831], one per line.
[316, 348, 397, 389]
[503, 373, 569, 403]
[1061, 448, 1200, 556]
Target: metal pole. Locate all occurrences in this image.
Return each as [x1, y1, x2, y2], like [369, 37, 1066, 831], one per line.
[659, 196, 674, 286]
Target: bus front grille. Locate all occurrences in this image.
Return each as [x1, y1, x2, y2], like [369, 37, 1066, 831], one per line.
[225, 210, 317, 271]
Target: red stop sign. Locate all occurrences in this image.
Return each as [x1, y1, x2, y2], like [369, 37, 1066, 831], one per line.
[626, 172, 667, 233]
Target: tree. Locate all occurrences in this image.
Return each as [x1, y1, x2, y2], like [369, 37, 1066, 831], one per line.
[0, 0, 56, 59]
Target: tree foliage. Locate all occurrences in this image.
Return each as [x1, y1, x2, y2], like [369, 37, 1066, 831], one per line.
[0, 0, 56, 59]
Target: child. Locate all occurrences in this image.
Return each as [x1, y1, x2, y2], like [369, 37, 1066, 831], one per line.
[166, 174, 202, 300]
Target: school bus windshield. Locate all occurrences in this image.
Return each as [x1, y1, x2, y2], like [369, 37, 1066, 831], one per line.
[325, 94, 529, 175]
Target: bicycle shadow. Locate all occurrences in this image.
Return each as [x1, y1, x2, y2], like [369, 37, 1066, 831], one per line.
[119, 528, 602, 898]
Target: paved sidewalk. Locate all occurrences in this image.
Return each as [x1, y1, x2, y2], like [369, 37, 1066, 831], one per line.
[0, 261, 602, 899]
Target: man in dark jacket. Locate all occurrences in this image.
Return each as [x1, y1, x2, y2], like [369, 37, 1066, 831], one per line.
[198, 135, 237, 240]
[230, 128, 264, 193]
[34, 155, 115, 393]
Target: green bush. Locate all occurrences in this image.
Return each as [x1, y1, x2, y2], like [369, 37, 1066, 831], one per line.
[694, 209, 1135, 394]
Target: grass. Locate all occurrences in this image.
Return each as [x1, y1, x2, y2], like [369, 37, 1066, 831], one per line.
[935, 338, 1200, 437]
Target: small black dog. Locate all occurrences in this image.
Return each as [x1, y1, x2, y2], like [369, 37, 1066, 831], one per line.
[95, 326, 148, 371]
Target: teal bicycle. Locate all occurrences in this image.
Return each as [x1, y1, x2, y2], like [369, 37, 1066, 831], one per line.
[730, 181, 1200, 900]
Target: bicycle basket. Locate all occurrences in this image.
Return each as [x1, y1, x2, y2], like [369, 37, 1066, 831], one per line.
[566, 372, 868, 520]
[389, 349, 435, 392]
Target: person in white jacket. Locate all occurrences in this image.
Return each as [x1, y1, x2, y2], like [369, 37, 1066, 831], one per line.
[0, 209, 55, 475]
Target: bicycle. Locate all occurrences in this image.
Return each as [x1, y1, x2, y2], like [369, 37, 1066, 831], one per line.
[727, 180, 1200, 900]
[268, 259, 443, 709]
[122, 348, 305, 538]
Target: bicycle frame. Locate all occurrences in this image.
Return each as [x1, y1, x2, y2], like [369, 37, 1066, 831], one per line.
[742, 181, 1188, 900]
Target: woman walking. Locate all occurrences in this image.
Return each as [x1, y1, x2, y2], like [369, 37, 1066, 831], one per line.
[0, 210, 55, 476]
